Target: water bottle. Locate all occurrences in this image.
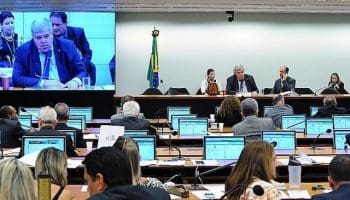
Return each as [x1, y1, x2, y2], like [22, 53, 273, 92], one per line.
[288, 156, 301, 189]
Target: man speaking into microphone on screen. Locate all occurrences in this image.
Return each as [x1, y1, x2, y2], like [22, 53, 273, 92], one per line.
[12, 18, 87, 89]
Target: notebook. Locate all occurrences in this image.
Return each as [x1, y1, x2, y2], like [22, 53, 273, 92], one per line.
[204, 136, 245, 160]
[69, 107, 93, 121]
[18, 115, 32, 130]
[333, 114, 350, 130]
[57, 130, 77, 147]
[306, 118, 333, 135]
[167, 107, 191, 122]
[130, 135, 156, 160]
[281, 114, 306, 132]
[124, 130, 149, 136]
[178, 118, 208, 137]
[262, 130, 296, 152]
[333, 129, 350, 150]
[22, 136, 66, 156]
[171, 114, 197, 130]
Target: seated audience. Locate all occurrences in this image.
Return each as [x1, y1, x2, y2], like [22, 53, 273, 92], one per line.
[12, 18, 87, 88]
[54, 102, 86, 148]
[35, 147, 72, 200]
[215, 96, 242, 126]
[111, 95, 145, 120]
[200, 68, 223, 95]
[0, 105, 27, 147]
[272, 66, 296, 94]
[113, 136, 166, 189]
[315, 95, 347, 117]
[328, 72, 348, 94]
[226, 64, 258, 95]
[0, 158, 37, 200]
[111, 101, 155, 135]
[264, 95, 294, 128]
[232, 98, 275, 142]
[312, 156, 350, 200]
[26, 106, 77, 157]
[225, 141, 280, 200]
[82, 147, 170, 199]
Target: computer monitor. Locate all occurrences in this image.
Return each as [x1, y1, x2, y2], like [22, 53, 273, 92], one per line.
[22, 136, 66, 156]
[167, 107, 191, 122]
[18, 115, 32, 130]
[263, 106, 274, 116]
[281, 114, 306, 132]
[306, 118, 333, 135]
[57, 130, 77, 147]
[124, 130, 149, 136]
[68, 115, 86, 130]
[69, 107, 93, 121]
[171, 114, 197, 130]
[333, 114, 350, 130]
[204, 136, 245, 160]
[18, 107, 41, 118]
[130, 136, 156, 160]
[333, 129, 350, 150]
[178, 118, 208, 137]
[262, 130, 296, 150]
[310, 106, 319, 117]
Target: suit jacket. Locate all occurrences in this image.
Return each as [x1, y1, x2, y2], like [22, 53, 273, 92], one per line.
[88, 184, 170, 200]
[0, 118, 27, 148]
[329, 82, 348, 94]
[13, 38, 87, 87]
[111, 116, 155, 135]
[315, 106, 348, 118]
[264, 104, 294, 128]
[232, 116, 275, 142]
[226, 74, 258, 95]
[272, 76, 296, 94]
[26, 126, 77, 157]
[311, 184, 350, 200]
[55, 123, 86, 148]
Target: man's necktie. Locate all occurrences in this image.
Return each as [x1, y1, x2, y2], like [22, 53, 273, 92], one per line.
[42, 50, 52, 80]
[239, 80, 244, 92]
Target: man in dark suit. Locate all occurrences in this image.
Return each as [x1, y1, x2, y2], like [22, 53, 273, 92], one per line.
[12, 18, 87, 88]
[27, 106, 77, 157]
[315, 95, 347, 118]
[312, 156, 350, 200]
[0, 105, 27, 148]
[50, 11, 96, 85]
[54, 102, 86, 148]
[272, 66, 296, 94]
[83, 147, 170, 200]
[226, 64, 259, 95]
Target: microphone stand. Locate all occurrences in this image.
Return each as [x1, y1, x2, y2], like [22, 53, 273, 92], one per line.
[311, 129, 332, 150]
[314, 86, 330, 96]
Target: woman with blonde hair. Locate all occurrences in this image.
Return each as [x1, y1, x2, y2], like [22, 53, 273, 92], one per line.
[113, 136, 166, 189]
[216, 96, 242, 126]
[225, 141, 279, 200]
[0, 158, 36, 200]
[35, 147, 72, 200]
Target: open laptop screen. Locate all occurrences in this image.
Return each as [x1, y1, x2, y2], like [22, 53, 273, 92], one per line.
[130, 136, 156, 160]
[67, 115, 86, 130]
[171, 114, 197, 130]
[22, 136, 66, 156]
[333, 129, 350, 150]
[70, 107, 93, 121]
[167, 107, 191, 122]
[310, 106, 319, 117]
[179, 118, 208, 136]
[204, 136, 245, 160]
[18, 115, 32, 130]
[262, 130, 296, 150]
[263, 106, 274, 116]
[306, 118, 333, 135]
[57, 130, 76, 147]
[124, 130, 149, 136]
[281, 115, 305, 132]
[333, 114, 350, 130]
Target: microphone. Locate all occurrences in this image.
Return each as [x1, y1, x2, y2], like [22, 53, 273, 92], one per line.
[270, 141, 277, 148]
[311, 128, 332, 150]
[220, 184, 264, 200]
[314, 86, 331, 96]
[285, 120, 305, 130]
[20, 107, 39, 119]
[166, 126, 183, 160]
[160, 80, 166, 95]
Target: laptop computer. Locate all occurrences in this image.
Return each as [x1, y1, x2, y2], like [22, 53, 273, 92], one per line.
[18, 115, 32, 130]
[171, 114, 197, 130]
[178, 118, 208, 138]
[333, 129, 350, 150]
[310, 106, 319, 117]
[67, 115, 86, 130]
[167, 107, 191, 122]
[263, 106, 274, 116]
[281, 114, 306, 132]
[57, 130, 77, 147]
[306, 118, 333, 136]
[130, 135, 156, 160]
[22, 136, 66, 156]
[204, 136, 245, 161]
[333, 114, 350, 130]
[262, 130, 296, 155]
[124, 130, 149, 136]
[69, 107, 93, 121]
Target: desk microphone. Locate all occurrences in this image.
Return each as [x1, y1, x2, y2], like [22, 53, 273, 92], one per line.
[285, 120, 305, 130]
[270, 141, 277, 147]
[220, 184, 264, 200]
[311, 128, 332, 150]
[20, 107, 39, 120]
[166, 126, 183, 160]
[313, 86, 330, 96]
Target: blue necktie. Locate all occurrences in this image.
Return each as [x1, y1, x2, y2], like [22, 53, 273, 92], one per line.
[239, 80, 244, 92]
[42, 50, 52, 80]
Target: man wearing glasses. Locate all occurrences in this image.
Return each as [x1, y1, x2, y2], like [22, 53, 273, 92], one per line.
[12, 18, 87, 89]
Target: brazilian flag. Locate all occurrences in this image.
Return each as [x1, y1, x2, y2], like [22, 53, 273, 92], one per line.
[147, 29, 160, 88]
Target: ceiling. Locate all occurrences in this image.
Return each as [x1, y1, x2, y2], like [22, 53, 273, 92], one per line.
[3, 0, 350, 13]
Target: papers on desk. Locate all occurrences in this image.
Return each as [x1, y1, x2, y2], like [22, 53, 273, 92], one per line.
[97, 125, 124, 148]
[3, 147, 20, 156]
[287, 190, 310, 199]
[139, 160, 185, 166]
[191, 160, 218, 166]
[140, 160, 158, 166]
[84, 133, 98, 140]
[277, 155, 334, 165]
[81, 185, 88, 192]
[192, 185, 224, 199]
[67, 159, 83, 168]
[159, 134, 170, 140]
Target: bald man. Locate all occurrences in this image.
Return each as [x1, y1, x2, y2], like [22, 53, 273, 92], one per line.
[272, 66, 296, 94]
